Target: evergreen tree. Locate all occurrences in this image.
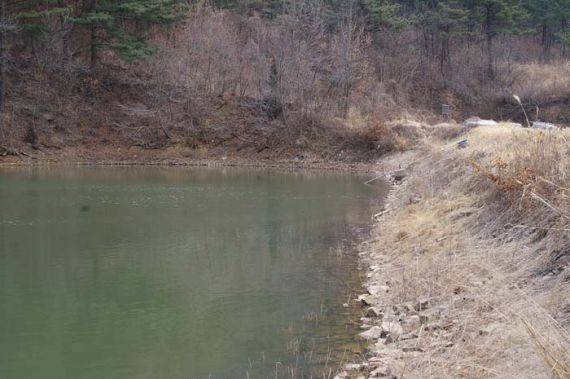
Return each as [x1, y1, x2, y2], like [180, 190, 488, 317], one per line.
[364, 0, 408, 29]
[212, 0, 285, 18]
[412, 0, 468, 74]
[524, 0, 570, 59]
[72, 0, 188, 68]
[13, 0, 188, 70]
[463, 0, 527, 77]
[15, 0, 75, 70]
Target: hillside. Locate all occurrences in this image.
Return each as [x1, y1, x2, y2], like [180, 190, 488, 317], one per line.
[341, 124, 570, 378]
[1, 2, 569, 164]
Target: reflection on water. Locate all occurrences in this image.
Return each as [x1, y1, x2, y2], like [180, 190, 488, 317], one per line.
[0, 167, 387, 379]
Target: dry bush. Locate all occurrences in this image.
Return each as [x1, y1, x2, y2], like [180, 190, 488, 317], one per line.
[150, 4, 371, 124]
[469, 127, 569, 230]
[512, 63, 570, 103]
[362, 119, 428, 153]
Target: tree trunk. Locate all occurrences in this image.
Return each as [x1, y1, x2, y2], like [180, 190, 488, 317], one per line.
[541, 22, 551, 62]
[89, 0, 98, 71]
[0, 0, 6, 112]
[486, 33, 494, 79]
[440, 30, 450, 76]
[90, 25, 98, 71]
[485, 6, 494, 79]
[62, 28, 71, 73]
[561, 20, 568, 59]
[59, 0, 71, 73]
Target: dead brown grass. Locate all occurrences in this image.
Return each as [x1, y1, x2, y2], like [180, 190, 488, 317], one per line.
[367, 123, 570, 378]
[513, 63, 570, 103]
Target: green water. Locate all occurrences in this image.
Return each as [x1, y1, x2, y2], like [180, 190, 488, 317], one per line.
[0, 167, 385, 379]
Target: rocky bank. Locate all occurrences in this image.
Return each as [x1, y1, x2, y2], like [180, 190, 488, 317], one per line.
[336, 125, 569, 379]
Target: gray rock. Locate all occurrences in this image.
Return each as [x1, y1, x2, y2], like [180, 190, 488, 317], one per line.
[359, 326, 383, 340]
[358, 294, 374, 306]
[402, 346, 424, 353]
[344, 363, 362, 371]
[392, 169, 407, 182]
[532, 121, 557, 129]
[409, 194, 422, 204]
[369, 284, 390, 295]
[370, 366, 392, 377]
[394, 303, 412, 313]
[401, 315, 421, 333]
[414, 299, 429, 312]
[384, 333, 398, 344]
[381, 321, 403, 338]
[366, 307, 383, 318]
[463, 117, 498, 127]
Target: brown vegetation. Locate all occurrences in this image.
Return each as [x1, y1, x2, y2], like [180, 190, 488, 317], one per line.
[2, 2, 569, 164]
[0, 4, 414, 163]
[348, 124, 569, 378]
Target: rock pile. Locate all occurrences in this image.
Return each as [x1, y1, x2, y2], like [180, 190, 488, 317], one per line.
[334, 168, 457, 379]
[335, 283, 460, 379]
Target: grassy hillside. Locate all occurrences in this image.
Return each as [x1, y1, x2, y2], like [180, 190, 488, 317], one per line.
[351, 124, 569, 378]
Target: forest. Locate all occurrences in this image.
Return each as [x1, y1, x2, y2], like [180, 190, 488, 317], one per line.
[0, 0, 569, 158]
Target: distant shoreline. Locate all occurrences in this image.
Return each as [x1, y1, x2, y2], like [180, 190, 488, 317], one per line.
[0, 149, 380, 173]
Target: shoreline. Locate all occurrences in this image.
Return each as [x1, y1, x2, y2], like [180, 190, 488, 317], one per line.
[0, 152, 379, 173]
[336, 126, 569, 379]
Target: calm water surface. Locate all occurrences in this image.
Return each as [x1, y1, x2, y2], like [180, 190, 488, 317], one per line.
[0, 167, 385, 379]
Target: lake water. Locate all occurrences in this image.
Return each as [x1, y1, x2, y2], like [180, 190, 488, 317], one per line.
[0, 167, 385, 379]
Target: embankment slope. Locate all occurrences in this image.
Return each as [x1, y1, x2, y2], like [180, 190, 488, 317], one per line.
[343, 124, 569, 378]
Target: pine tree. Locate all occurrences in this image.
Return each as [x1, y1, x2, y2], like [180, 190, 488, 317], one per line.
[15, 0, 75, 71]
[463, 0, 527, 77]
[211, 0, 285, 19]
[13, 0, 188, 70]
[0, 0, 19, 111]
[364, 0, 408, 29]
[412, 0, 468, 74]
[72, 0, 188, 69]
[524, 0, 570, 59]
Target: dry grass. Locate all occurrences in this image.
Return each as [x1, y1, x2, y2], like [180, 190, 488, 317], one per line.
[368, 123, 570, 378]
[512, 63, 570, 103]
